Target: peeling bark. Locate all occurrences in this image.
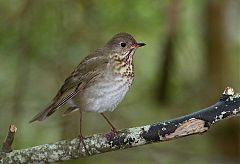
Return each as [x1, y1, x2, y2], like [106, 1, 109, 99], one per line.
[0, 87, 240, 163]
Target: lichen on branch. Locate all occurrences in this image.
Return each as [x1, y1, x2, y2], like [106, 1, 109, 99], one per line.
[1, 87, 240, 164]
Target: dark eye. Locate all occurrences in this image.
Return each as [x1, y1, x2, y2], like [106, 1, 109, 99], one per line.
[120, 42, 126, 47]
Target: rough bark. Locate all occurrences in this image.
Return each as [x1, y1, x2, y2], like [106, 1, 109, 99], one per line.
[1, 125, 17, 153]
[0, 87, 240, 163]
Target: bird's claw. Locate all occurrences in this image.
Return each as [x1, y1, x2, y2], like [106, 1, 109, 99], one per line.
[78, 135, 90, 156]
[111, 128, 117, 134]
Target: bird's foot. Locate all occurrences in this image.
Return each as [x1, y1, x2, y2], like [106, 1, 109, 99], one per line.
[111, 128, 121, 148]
[111, 127, 117, 134]
[78, 135, 90, 156]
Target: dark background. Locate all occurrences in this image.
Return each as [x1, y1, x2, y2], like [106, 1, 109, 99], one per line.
[0, 0, 239, 163]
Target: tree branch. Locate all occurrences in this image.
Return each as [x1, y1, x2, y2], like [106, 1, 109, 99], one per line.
[1, 87, 239, 163]
[1, 125, 17, 153]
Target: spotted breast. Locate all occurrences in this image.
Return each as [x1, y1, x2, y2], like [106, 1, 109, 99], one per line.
[75, 51, 135, 113]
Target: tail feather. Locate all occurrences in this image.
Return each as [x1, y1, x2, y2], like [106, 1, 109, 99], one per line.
[62, 106, 79, 117]
[29, 104, 56, 123]
[29, 88, 80, 123]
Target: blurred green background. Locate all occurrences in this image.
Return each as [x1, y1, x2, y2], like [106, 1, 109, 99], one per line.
[0, 0, 239, 163]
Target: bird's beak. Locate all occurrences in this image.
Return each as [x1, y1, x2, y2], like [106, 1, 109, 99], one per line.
[130, 42, 146, 49]
[137, 43, 146, 47]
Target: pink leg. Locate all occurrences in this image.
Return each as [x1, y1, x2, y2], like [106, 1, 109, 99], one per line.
[100, 113, 117, 133]
[78, 110, 89, 155]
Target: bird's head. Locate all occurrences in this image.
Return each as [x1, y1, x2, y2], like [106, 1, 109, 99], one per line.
[104, 32, 145, 59]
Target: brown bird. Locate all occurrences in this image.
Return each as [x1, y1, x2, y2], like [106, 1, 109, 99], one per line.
[30, 32, 145, 148]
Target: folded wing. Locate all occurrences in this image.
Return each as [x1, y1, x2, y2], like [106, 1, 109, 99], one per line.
[29, 50, 108, 122]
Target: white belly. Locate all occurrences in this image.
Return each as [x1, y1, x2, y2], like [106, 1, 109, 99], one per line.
[77, 76, 131, 113]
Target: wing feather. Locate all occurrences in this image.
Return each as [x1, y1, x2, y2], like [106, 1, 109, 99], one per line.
[29, 50, 108, 122]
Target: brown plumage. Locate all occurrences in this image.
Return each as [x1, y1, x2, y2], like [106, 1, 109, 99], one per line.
[29, 33, 145, 152]
[30, 32, 145, 123]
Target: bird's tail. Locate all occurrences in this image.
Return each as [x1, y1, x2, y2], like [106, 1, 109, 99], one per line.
[29, 103, 57, 123]
[29, 87, 79, 123]
[62, 106, 79, 116]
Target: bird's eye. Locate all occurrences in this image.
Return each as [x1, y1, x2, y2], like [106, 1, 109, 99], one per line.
[120, 42, 126, 47]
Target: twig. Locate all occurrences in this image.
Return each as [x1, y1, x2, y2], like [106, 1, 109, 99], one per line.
[0, 87, 239, 163]
[1, 125, 17, 153]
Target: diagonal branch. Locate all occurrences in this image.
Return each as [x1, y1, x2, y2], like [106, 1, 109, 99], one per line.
[1, 87, 240, 163]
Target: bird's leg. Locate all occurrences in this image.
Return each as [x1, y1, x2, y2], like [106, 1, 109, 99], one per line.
[100, 113, 117, 133]
[100, 113, 121, 148]
[78, 110, 90, 155]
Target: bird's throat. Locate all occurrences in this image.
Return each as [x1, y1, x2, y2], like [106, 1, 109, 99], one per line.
[110, 52, 134, 78]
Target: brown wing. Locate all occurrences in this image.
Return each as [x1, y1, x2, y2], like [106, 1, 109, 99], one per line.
[29, 50, 108, 122]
